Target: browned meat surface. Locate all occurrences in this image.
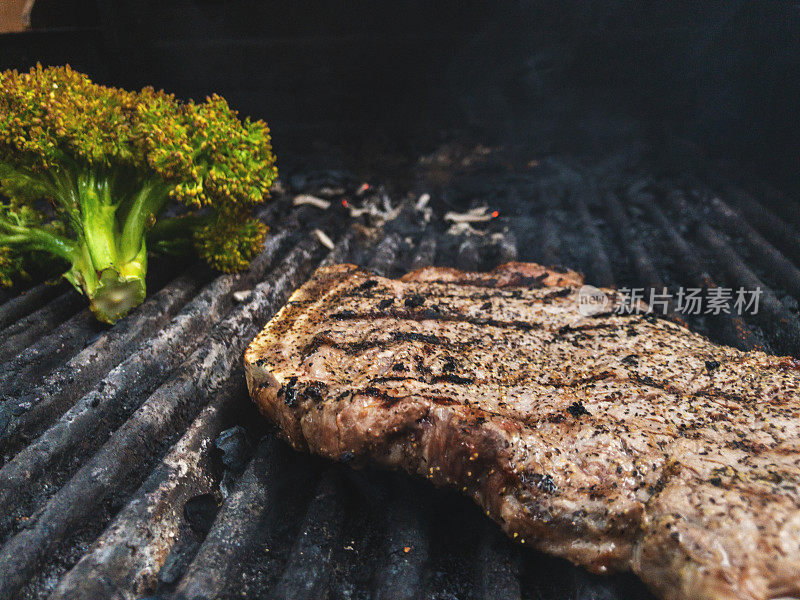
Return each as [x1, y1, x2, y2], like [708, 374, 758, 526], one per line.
[244, 263, 800, 600]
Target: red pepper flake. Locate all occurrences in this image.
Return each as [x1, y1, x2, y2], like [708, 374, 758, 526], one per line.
[403, 546, 411, 553]
[491, 210, 500, 218]
[341, 199, 349, 208]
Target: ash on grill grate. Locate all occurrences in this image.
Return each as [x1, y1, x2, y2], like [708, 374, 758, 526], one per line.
[0, 147, 798, 600]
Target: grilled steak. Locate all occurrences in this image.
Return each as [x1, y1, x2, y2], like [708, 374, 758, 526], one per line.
[244, 263, 800, 600]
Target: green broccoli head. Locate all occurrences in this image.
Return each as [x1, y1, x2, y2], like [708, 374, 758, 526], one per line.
[0, 64, 277, 322]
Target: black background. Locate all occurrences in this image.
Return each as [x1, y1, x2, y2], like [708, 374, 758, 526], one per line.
[2, 1, 799, 189]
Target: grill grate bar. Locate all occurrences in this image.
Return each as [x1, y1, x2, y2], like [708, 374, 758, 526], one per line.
[604, 190, 667, 293]
[570, 186, 615, 287]
[706, 193, 800, 299]
[716, 181, 800, 267]
[697, 222, 800, 355]
[456, 235, 482, 271]
[539, 209, 564, 267]
[645, 199, 764, 351]
[408, 234, 437, 271]
[371, 480, 431, 600]
[0, 308, 96, 394]
[0, 280, 67, 330]
[477, 521, 522, 600]
[172, 436, 303, 600]
[0, 238, 324, 599]
[368, 232, 404, 276]
[745, 180, 800, 232]
[493, 228, 519, 264]
[49, 376, 244, 600]
[0, 289, 84, 363]
[662, 186, 794, 349]
[269, 469, 347, 600]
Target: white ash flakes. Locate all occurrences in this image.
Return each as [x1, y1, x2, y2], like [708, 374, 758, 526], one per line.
[312, 229, 335, 250]
[292, 194, 331, 210]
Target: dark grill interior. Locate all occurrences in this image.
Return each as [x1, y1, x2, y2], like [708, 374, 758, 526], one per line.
[1, 134, 800, 599]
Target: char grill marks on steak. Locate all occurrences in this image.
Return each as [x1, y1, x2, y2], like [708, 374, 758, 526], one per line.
[244, 262, 800, 600]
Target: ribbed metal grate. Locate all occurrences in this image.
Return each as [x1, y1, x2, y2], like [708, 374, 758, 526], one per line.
[0, 145, 798, 599]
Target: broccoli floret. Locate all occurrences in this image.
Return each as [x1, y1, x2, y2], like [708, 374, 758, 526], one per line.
[0, 65, 277, 323]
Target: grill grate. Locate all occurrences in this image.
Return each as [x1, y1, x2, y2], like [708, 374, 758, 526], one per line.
[0, 144, 799, 599]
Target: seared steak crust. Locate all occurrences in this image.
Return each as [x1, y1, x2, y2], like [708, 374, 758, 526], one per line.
[244, 263, 800, 600]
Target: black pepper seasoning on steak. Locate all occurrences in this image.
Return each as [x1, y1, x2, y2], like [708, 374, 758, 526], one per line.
[246, 262, 800, 600]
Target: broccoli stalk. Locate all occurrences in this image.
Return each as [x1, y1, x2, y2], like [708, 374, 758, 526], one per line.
[0, 172, 167, 320]
[0, 65, 277, 323]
